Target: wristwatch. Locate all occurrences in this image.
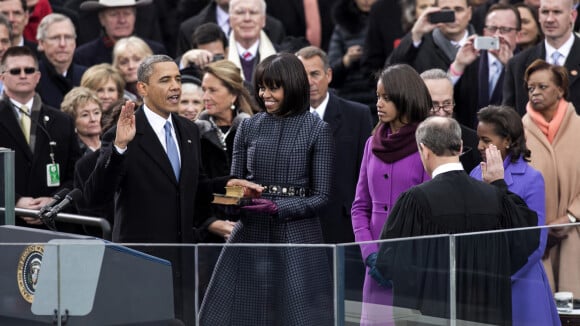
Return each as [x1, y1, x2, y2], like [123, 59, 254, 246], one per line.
[568, 212, 577, 223]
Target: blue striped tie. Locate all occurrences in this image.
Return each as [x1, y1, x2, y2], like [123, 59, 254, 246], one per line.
[164, 121, 180, 180]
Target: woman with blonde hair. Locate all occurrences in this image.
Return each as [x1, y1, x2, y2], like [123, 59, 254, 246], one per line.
[196, 59, 255, 242]
[80, 63, 125, 112]
[113, 36, 153, 102]
[61, 87, 103, 155]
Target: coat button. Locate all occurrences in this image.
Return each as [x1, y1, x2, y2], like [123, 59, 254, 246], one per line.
[384, 174, 389, 179]
[384, 205, 388, 211]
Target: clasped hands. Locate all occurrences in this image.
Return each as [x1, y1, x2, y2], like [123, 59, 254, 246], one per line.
[366, 252, 393, 288]
[225, 179, 278, 215]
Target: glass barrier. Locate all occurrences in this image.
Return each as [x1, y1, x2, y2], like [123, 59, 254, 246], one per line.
[0, 148, 15, 225]
[0, 223, 577, 326]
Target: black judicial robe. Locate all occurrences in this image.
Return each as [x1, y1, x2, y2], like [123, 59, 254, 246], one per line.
[376, 170, 539, 325]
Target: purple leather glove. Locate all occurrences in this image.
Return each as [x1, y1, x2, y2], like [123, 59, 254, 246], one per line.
[240, 198, 278, 215]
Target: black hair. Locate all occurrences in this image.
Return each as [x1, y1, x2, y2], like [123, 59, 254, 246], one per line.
[253, 53, 310, 117]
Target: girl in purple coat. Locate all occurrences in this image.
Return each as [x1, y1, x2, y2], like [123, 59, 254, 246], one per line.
[351, 64, 430, 325]
[469, 105, 559, 326]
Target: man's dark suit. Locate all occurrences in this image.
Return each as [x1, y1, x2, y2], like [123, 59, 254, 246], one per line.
[503, 36, 580, 116]
[175, 1, 286, 56]
[23, 39, 40, 59]
[319, 92, 372, 244]
[85, 107, 228, 243]
[0, 95, 82, 229]
[454, 52, 505, 129]
[459, 124, 481, 173]
[84, 107, 229, 324]
[377, 170, 539, 325]
[63, 0, 163, 46]
[362, 0, 403, 77]
[387, 32, 455, 74]
[37, 54, 87, 109]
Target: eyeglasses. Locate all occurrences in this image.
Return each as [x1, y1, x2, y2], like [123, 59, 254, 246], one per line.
[431, 102, 455, 113]
[484, 25, 518, 34]
[4, 67, 36, 75]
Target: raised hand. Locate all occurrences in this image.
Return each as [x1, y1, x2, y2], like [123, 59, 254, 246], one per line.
[114, 100, 136, 149]
[411, 7, 441, 43]
[451, 35, 480, 74]
[489, 35, 513, 66]
[481, 144, 504, 183]
[180, 49, 215, 69]
[343, 45, 363, 68]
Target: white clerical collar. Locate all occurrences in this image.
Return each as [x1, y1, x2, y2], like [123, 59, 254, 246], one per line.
[310, 92, 329, 119]
[432, 162, 464, 178]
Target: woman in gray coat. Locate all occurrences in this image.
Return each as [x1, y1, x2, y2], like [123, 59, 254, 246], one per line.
[199, 53, 335, 325]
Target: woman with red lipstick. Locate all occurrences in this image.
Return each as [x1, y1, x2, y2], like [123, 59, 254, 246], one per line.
[200, 53, 335, 325]
[522, 59, 580, 302]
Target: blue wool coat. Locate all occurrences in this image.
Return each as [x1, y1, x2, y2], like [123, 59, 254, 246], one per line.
[470, 155, 559, 326]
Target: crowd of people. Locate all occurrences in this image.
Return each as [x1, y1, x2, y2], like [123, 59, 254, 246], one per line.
[1, 0, 579, 325]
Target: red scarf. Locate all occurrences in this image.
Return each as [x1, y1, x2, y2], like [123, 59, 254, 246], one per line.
[371, 123, 419, 163]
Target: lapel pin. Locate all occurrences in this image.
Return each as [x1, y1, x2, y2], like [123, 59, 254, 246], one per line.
[187, 139, 192, 143]
[571, 70, 578, 77]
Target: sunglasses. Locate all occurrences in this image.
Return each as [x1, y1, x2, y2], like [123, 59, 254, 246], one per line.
[5, 67, 37, 75]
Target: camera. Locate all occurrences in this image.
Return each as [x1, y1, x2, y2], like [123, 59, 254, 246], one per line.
[428, 10, 455, 24]
[212, 54, 225, 62]
[474, 36, 500, 51]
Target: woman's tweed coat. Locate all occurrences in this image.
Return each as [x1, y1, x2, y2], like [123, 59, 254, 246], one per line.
[199, 111, 335, 325]
[523, 102, 580, 296]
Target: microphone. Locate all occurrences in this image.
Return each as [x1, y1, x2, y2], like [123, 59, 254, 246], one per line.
[15, 105, 56, 147]
[38, 188, 69, 217]
[42, 188, 82, 221]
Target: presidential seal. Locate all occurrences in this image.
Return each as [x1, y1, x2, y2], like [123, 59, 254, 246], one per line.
[17, 245, 44, 303]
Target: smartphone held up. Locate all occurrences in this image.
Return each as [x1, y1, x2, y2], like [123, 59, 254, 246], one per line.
[474, 36, 500, 51]
[428, 10, 455, 24]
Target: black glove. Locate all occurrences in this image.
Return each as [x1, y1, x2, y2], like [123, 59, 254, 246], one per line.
[366, 252, 392, 288]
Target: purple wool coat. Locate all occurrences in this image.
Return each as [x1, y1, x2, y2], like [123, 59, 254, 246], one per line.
[352, 137, 430, 325]
[470, 155, 559, 326]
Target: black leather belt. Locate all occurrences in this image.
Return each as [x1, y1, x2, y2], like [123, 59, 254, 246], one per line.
[262, 185, 309, 197]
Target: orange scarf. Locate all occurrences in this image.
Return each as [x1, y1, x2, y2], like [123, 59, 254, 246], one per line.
[526, 99, 568, 143]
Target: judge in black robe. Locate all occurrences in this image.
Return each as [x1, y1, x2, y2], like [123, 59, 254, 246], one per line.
[375, 116, 539, 326]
